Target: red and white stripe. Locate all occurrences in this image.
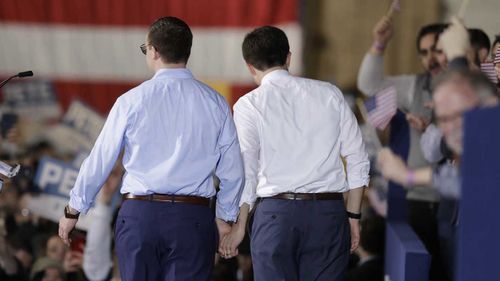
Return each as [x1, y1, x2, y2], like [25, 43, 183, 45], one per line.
[0, 0, 302, 112]
[481, 63, 498, 84]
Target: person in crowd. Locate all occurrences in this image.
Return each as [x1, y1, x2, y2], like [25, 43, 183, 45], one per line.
[30, 257, 64, 281]
[221, 26, 369, 281]
[83, 162, 122, 281]
[357, 15, 447, 279]
[490, 35, 500, 61]
[58, 16, 244, 281]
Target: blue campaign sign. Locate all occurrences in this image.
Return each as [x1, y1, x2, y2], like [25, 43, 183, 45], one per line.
[34, 156, 79, 198]
[62, 100, 104, 144]
[1, 80, 58, 108]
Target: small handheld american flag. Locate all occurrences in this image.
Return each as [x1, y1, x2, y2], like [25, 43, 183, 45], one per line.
[363, 86, 397, 130]
[494, 46, 500, 64]
[481, 63, 498, 84]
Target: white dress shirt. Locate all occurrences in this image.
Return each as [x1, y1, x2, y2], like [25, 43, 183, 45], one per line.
[234, 70, 369, 208]
[69, 68, 244, 221]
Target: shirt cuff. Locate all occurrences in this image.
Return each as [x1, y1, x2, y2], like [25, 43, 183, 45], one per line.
[215, 204, 238, 222]
[348, 178, 370, 190]
[69, 192, 92, 214]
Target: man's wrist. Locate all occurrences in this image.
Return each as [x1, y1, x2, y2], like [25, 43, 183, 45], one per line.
[371, 40, 386, 54]
[346, 211, 362, 220]
[64, 205, 80, 219]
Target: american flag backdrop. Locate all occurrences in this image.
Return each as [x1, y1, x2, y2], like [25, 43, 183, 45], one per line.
[0, 0, 303, 114]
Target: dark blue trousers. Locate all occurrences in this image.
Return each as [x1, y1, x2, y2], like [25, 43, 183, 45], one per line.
[251, 198, 350, 281]
[115, 200, 217, 281]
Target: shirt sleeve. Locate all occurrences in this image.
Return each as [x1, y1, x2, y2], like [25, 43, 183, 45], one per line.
[420, 124, 444, 163]
[233, 99, 260, 210]
[214, 101, 245, 222]
[336, 87, 370, 189]
[357, 53, 417, 110]
[69, 98, 129, 213]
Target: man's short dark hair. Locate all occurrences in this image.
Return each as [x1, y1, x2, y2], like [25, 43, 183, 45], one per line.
[242, 26, 290, 71]
[493, 34, 500, 50]
[468, 28, 491, 54]
[148, 17, 192, 64]
[416, 23, 448, 51]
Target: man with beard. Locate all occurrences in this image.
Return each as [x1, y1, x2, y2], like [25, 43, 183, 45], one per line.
[357, 16, 447, 279]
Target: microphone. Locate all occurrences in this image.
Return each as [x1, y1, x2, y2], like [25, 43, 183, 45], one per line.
[17, 71, 33, 78]
[0, 70, 34, 89]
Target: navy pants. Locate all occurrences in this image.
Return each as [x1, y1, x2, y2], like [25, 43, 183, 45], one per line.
[115, 200, 217, 281]
[251, 198, 350, 281]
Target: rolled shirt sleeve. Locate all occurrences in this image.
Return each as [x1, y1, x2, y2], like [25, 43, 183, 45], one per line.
[214, 102, 245, 221]
[336, 86, 370, 189]
[233, 99, 260, 210]
[69, 97, 129, 213]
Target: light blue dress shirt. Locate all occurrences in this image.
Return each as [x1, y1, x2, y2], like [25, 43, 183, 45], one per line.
[69, 68, 244, 221]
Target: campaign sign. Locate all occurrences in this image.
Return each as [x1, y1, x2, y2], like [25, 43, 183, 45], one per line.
[30, 156, 122, 231]
[46, 100, 105, 153]
[34, 156, 79, 198]
[61, 100, 104, 144]
[1, 80, 62, 120]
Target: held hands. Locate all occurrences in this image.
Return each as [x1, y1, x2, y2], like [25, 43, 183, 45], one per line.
[216, 218, 245, 259]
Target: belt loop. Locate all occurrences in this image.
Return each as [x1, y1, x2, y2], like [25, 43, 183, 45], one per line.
[293, 194, 297, 200]
[148, 194, 153, 202]
[170, 194, 175, 203]
[312, 193, 317, 200]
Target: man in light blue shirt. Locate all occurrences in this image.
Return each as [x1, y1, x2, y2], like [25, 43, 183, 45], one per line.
[58, 16, 244, 281]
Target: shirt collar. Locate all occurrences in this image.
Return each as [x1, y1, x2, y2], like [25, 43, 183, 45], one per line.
[261, 69, 290, 85]
[152, 68, 194, 80]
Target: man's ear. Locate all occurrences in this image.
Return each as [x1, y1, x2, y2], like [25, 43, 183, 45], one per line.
[152, 46, 162, 61]
[285, 52, 291, 69]
[246, 63, 257, 75]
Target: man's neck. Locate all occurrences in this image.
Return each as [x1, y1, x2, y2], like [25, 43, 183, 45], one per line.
[255, 66, 287, 85]
[154, 62, 186, 72]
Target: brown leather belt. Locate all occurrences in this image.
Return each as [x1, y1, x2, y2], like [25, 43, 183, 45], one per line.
[122, 193, 210, 206]
[267, 192, 343, 201]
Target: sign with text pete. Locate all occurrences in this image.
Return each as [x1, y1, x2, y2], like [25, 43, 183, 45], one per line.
[1, 80, 62, 120]
[34, 156, 79, 198]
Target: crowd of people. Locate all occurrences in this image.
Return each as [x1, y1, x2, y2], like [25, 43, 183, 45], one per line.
[0, 10, 498, 281]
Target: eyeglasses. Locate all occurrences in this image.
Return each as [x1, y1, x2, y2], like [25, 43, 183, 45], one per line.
[140, 43, 148, 55]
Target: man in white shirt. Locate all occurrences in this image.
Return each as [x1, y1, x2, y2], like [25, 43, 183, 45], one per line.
[220, 26, 370, 281]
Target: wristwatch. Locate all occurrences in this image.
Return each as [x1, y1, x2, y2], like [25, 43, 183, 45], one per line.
[64, 205, 80, 219]
[346, 211, 362, 220]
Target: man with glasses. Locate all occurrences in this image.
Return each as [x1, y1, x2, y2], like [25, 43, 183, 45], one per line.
[58, 16, 244, 281]
[377, 69, 498, 279]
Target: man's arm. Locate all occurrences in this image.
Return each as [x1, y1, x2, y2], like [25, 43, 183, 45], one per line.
[357, 16, 415, 111]
[214, 101, 245, 223]
[218, 99, 260, 258]
[59, 97, 129, 246]
[377, 148, 433, 187]
[337, 87, 370, 252]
